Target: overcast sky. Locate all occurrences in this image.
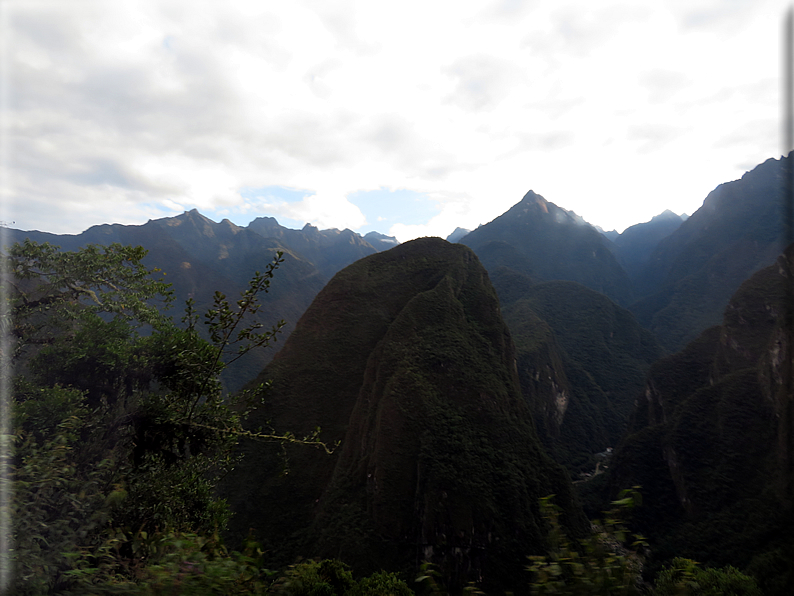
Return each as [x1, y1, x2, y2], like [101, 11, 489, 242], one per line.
[0, 0, 786, 241]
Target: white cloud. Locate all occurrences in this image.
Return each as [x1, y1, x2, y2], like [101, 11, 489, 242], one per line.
[1, 0, 787, 237]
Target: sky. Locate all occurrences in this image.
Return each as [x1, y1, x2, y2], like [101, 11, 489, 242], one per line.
[0, 0, 787, 241]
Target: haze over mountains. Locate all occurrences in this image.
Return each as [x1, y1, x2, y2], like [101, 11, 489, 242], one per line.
[9, 152, 782, 359]
[3, 210, 398, 391]
[5, 153, 794, 592]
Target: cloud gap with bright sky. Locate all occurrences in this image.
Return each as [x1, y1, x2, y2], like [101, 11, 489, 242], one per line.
[0, 0, 785, 241]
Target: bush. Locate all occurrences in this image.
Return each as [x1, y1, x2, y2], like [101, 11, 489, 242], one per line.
[528, 488, 647, 595]
[653, 557, 762, 596]
[272, 560, 413, 596]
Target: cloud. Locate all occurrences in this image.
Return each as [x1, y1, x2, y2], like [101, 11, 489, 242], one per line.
[443, 54, 519, 111]
[1, 0, 784, 241]
[626, 123, 686, 153]
[348, 188, 440, 234]
[639, 69, 691, 104]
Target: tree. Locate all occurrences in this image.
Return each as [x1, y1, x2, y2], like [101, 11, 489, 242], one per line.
[3, 240, 330, 594]
[6, 239, 173, 360]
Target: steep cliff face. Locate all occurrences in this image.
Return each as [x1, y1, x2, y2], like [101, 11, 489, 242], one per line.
[610, 246, 794, 595]
[221, 237, 586, 593]
[502, 300, 571, 441]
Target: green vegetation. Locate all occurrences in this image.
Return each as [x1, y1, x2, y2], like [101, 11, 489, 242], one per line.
[500, 280, 662, 475]
[6, 232, 793, 594]
[271, 559, 412, 596]
[222, 238, 587, 593]
[3, 240, 329, 594]
[653, 558, 762, 596]
[609, 250, 794, 596]
[528, 488, 647, 595]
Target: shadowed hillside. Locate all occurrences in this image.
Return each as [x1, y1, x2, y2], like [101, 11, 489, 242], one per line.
[610, 209, 685, 282]
[608, 245, 794, 596]
[3, 210, 398, 391]
[221, 237, 587, 593]
[503, 281, 663, 475]
[461, 190, 633, 306]
[630, 155, 789, 351]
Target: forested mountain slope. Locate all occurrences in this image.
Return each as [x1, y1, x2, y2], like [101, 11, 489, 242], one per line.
[502, 280, 663, 474]
[220, 237, 587, 593]
[608, 245, 794, 595]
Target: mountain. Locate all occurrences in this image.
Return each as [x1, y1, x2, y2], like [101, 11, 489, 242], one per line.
[220, 237, 587, 593]
[3, 211, 397, 391]
[608, 245, 794, 596]
[483, 259, 663, 474]
[451, 190, 662, 476]
[599, 228, 620, 242]
[611, 210, 685, 281]
[446, 227, 471, 243]
[503, 281, 664, 474]
[363, 230, 400, 251]
[460, 191, 634, 306]
[629, 155, 789, 351]
[246, 216, 392, 278]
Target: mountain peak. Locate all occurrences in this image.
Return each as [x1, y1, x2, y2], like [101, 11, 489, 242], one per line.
[363, 231, 399, 250]
[446, 227, 471, 243]
[462, 190, 632, 305]
[652, 209, 683, 222]
[521, 190, 549, 213]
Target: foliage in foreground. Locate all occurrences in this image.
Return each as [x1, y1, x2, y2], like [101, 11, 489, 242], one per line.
[2, 240, 773, 595]
[2, 240, 329, 594]
[62, 531, 273, 595]
[527, 488, 647, 595]
[271, 559, 413, 596]
[525, 488, 764, 596]
[652, 557, 762, 596]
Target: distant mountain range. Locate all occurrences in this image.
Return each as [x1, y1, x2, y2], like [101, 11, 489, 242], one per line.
[454, 155, 790, 352]
[7, 153, 788, 361]
[628, 156, 787, 350]
[2, 210, 399, 391]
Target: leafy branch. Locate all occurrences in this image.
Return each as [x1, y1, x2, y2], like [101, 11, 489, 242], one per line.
[5, 240, 173, 358]
[528, 487, 647, 595]
[183, 251, 286, 423]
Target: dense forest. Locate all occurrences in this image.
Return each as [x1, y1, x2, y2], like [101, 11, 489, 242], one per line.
[3, 154, 794, 594]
